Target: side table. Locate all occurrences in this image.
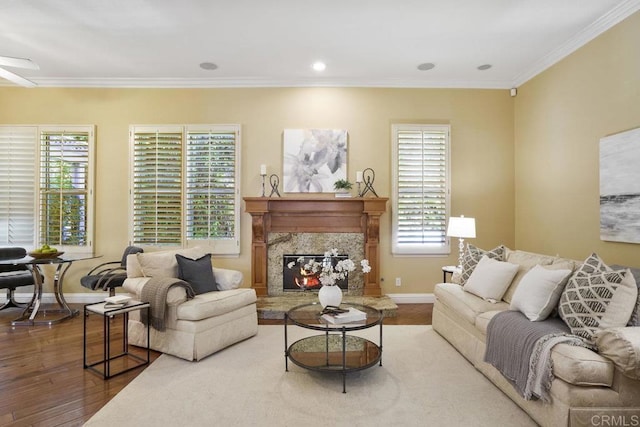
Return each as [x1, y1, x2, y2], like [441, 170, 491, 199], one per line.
[442, 265, 460, 283]
[83, 300, 150, 379]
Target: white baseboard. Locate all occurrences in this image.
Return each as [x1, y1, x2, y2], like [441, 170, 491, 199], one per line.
[1, 292, 106, 304]
[386, 293, 435, 304]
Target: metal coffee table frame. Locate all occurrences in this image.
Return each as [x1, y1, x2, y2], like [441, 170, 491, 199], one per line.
[284, 302, 383, 393]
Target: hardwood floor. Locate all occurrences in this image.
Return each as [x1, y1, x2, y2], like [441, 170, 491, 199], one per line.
[0, 303, 432, 426]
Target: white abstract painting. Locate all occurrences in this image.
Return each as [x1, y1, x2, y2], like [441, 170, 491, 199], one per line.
[600, 127, 640, 243]
[283, 129, 347, 193]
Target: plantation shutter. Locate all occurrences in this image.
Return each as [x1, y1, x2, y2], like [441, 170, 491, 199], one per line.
[185, 125, 240, 254]
[131, 127, 183, 246]
[0, 126, 37, 246]
[39, 126, 94, 250]
[392, 124, 450, 255]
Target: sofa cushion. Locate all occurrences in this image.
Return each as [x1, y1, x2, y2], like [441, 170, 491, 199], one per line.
[550, 344, 614, 387]
[463, 256, 518, 302]
[176, 253, 218, 294]
[136, 247, 208, 278]
[435, 283, 509, 325]
[459, 244, 506, 286]
[502, 250, 557, 303]
[510, 265, 572, 321]
[595, 327, 640, 380]
[176, 288, 257, 321]
[611, 265, 640, 327]
[559, 257, 638, 345]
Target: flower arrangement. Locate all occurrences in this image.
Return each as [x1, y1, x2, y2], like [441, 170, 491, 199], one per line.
[287, 248, 371, 286]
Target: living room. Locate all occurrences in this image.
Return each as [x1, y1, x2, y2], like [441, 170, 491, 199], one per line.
[0, 1, 639, 426]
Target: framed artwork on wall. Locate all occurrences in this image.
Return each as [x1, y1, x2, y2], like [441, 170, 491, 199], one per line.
[283, 129, 348, 193]
[600, 127, 640, 243]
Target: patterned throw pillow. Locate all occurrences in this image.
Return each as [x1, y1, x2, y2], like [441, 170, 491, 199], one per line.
[558, 254, 638, 345]
[459, 244, 506, 286]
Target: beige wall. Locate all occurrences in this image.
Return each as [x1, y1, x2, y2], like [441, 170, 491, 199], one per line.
[0, 87, 514, 294]
[514, 11, 640, 266]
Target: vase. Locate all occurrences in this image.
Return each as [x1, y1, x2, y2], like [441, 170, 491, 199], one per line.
[318, 285, 343, 308]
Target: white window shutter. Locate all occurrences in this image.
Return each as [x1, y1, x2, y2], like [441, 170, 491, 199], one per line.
[130, 126, 183, 246]
[392, 124, 451, 255]
[0, 126, 37, 246]
[185, 125, 240, 254]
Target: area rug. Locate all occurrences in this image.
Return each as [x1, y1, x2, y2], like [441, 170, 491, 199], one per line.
[85, 325, 535, 426]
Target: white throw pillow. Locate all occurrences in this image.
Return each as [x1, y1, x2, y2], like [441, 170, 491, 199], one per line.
[463, 255, 519, 302]
[510, 265, 572, 321]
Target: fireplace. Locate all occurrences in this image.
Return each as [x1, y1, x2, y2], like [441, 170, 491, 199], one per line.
[244, 197, 388, 296]
[282, 254, 348, 292]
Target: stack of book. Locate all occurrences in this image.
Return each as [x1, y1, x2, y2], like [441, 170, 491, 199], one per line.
[321, 307, 367, 324]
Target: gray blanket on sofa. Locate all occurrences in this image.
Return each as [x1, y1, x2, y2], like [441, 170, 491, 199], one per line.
[140, 277, 195, 331]
[484, 310, 588, 402]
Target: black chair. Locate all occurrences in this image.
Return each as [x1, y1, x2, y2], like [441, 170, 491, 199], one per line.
[0, 247, 34, 310]
[81, 246, 143, 296]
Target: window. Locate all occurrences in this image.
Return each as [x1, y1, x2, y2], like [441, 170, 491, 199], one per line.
[39, 127, 94, 250]
[391, 124, 450, 255]
[0, 125, 94, 252]
[130, 125, 241, 255]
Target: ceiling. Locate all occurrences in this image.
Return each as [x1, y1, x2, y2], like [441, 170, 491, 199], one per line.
[0, 0, 638, 89]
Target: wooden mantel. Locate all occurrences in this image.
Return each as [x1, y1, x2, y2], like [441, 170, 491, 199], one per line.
[244, 197, 388, 297]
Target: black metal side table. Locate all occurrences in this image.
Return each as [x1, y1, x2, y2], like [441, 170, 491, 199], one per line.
[83, 300, 150, 379]
[442, 265, 460, 283]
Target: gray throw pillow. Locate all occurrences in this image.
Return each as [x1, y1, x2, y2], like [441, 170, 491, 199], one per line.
[176, 254, 217, 294]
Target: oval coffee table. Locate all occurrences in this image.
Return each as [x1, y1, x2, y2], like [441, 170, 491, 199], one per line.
[285, 302, 383, 393]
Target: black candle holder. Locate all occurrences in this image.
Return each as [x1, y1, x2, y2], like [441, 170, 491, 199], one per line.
[260, 173, 267, 197]
[269, 174, 282, 197]
[359, 168, 379, 198]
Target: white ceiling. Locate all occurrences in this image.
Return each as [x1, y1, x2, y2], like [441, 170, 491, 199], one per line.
[0, 0, 638, 89]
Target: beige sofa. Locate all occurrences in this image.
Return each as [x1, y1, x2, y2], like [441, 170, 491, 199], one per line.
[433, 248, 640, 427]
[122, 247, 258, 361]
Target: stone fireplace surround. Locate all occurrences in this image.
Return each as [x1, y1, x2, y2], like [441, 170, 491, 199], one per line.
[244, 197, 388, 297]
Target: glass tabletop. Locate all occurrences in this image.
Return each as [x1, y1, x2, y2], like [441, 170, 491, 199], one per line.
[0, 253, 99, 265]
[286, 302, 383, 331]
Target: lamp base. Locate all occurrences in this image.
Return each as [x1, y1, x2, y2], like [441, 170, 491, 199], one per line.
[457, 238, 466, 270]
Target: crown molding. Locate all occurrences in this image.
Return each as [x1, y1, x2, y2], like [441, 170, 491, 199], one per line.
[12, 76, 513, 90]
[512, 0, 640, 87]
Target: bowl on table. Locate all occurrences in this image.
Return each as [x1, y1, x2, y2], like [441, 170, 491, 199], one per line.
[28, 251, 65, 259]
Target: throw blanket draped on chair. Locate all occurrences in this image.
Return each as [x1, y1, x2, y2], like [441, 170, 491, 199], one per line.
[484, 310, 589, 402]
[140, 277, 195, 331]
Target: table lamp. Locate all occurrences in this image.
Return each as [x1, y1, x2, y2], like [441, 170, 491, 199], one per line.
[447, 215, 476, 269]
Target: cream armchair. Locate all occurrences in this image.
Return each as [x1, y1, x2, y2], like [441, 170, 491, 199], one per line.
[123, 247, 258, 361]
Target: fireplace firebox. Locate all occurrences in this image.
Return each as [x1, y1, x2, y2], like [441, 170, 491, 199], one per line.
[282, 254, 348, 292]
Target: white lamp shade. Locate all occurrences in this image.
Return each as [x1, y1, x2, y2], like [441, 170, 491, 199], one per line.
[446, 216, 476, 238]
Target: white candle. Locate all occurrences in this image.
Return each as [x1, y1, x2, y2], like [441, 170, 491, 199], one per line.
[260, 164, 267, 175]
[356, 171, 363, 183]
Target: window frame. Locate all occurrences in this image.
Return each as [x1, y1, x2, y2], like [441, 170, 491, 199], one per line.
[391, 123, 451, 256]
[0, 125, 95, 253]
[129, 124, 241, 255]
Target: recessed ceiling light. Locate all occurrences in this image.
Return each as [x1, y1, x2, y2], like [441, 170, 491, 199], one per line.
[417, 63, 435, 71]
[312, 61, 326, 72]
[477, 64, 492, 71]
[199, 62, 218, 70]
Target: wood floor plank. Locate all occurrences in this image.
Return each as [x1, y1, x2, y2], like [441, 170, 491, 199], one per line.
[0, 302, 432, 426]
